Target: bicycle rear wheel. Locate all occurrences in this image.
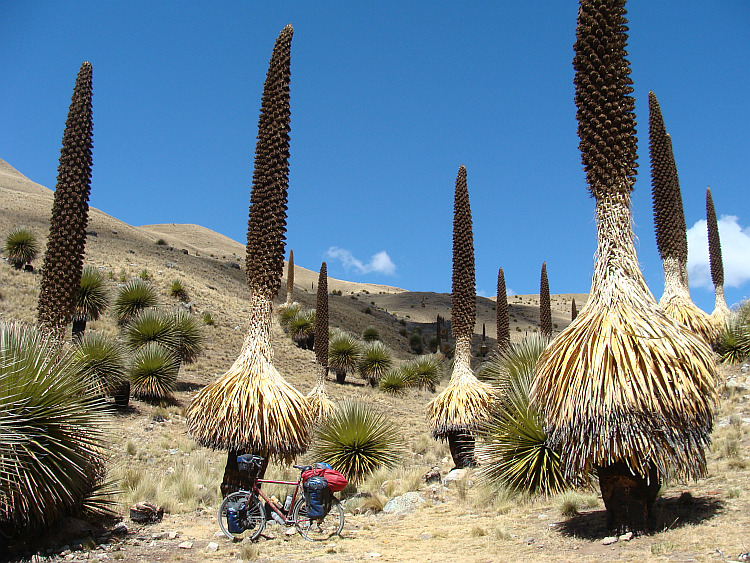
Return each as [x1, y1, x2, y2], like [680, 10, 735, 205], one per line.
[292, 496, 344, 541]
[218, 491, 265, 541]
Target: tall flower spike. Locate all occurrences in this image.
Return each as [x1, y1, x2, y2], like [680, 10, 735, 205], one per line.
[37, 62, 94, 345]
[308, 262, 334, 419]
[532, 0, 716, 534]
[496, 268, 510, 350]
[285, 249, 295, 306]
[428, 165, 494, 468]
[539, 262, 552, 337]
[649, 91, 714, 343]
[706, 187, 730, 320]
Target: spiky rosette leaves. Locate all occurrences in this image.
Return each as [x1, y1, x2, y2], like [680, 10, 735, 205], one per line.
[129, 341, 180, 400]
[113, 278, 158, 324]
[311, 400, 405, 485]
[246, 24, 293, 299]
[0, 323, 109, 537]
[285, 250, 295, 304]
[476, 334, 571, 495]
[573, 0, 637, 200]
[496, 268, 510, 349]
[358, 341, 393, 386]
[314, 262, 329, 367]
[71, 332, 128, 397]
[649, 91, 686, 263]
[38, 62, 94, 341]
[402, 354, 443, 392]
[706, 187, 730, 319]
[539, 262, 552, 337]
[451, 165, 475, 340]
[4, 227, 38, 269]
[74, 265, 108, 325]
[186, 292, 310, 462]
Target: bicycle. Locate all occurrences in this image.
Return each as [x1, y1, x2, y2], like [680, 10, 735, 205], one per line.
[217, 454, 345, 542]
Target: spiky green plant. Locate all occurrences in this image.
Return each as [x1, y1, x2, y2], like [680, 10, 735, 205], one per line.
[311, 400, 404, 484]
[715, 314, 750, 364]
[72, 265, 108, 337]
[379, 369, 409, 395]
[3, 227, 38, 270]
[278, 302, 301, 331]
[706, 187, 730, 320]
[113, 279, 159, 324]
[362, 326, 380, 342]
[402, 354, 443, 392]
[496, 268, 510, 350]
[129, 341, 180, 400]
[37, 62, 94, 344]
[0, 322, 109, 538]
[358, 341, 393, 387]
[328, 330, 362, 383]
[123, 308, 179, 353]
[289, 308, 315, 349]
[71, 332, 128, 397]
[171, 309, 204, 365]
[169, 279, 189, 302]
[202, 311, 215, 326]
[476, 334, 569, 495]
[539, 262, 552, 337]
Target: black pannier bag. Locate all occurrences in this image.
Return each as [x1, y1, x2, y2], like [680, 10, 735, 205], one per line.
[237, 454, 263, 478]
[303, 475, 331, 519]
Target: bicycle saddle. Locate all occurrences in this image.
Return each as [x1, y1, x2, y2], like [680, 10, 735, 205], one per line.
[293, 464, 312, 471]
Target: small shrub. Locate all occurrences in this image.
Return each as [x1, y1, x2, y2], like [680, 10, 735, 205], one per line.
[364, 307, 373, 315]
[201, 311, 215, 326]
[155, 239, 167, 246]
[169, 279, 188, 301]
[3, 227, 38, 269]
[138, 269, 150, 280]
[362, 326, 380, 342]
[408, 331, 423, 354]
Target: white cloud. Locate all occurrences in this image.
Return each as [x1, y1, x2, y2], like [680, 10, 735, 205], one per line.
[687, 215, 750, 289]
[506, 288, 516, 297]
[325, 247, 396, 276]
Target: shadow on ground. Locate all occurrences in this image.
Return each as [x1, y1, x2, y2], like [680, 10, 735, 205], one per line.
[558, 492, 724, 540]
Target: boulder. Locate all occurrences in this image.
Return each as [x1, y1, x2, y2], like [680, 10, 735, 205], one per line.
[382, 492, 425, 515]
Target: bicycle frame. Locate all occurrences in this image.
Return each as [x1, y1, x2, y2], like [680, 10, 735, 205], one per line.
[252, 476, 303, 524]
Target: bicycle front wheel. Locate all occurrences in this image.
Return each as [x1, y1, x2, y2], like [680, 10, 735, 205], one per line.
[218, 491, 265, 541]
[292, 496, 344, 541]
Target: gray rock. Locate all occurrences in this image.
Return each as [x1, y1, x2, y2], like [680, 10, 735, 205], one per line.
[177, 541, 193, 549]
[602, 536, 618, 545]
[618, 531, 633, 541]
[382, 492, 426, 515]
[442, 468, 473, 487]
[206, 542, 219, 552]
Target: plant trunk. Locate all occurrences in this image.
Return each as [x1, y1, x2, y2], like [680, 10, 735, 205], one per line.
[71, 318, 86, 339]
[596, 462, 660, 534]
[335, 369, 347, 384]
[447, 431, 476, 469]
[113, 380, 130, 407]
[221, 450, 269, 497]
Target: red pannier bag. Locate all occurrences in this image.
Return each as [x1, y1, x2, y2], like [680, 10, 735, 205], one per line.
[302, 466, 348, 492]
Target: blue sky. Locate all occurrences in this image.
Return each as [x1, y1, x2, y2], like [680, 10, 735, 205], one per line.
[2, 1, 748, 313]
